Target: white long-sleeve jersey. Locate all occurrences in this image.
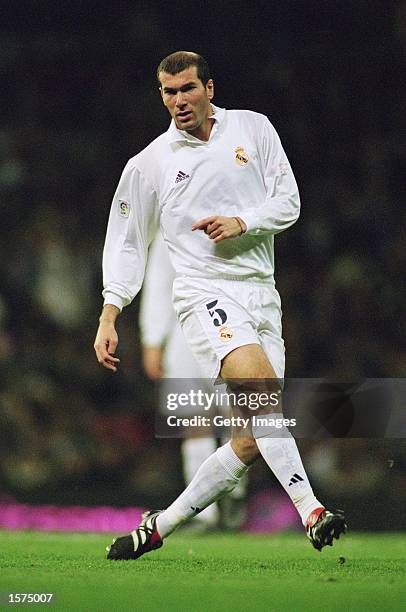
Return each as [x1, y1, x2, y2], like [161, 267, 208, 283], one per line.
[102, 105, 300, 311]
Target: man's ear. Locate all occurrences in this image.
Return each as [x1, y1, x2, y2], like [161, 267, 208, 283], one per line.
[159, 86, 166, 105]
[206, 79, 214, 100]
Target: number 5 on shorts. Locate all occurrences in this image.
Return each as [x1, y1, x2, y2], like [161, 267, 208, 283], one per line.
[206, 299, 227, 327]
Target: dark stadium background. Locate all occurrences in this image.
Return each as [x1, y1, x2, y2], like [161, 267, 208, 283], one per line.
[0, 1, 404, 530]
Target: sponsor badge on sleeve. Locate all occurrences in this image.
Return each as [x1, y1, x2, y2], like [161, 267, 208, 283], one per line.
[118, 199, 130, 218]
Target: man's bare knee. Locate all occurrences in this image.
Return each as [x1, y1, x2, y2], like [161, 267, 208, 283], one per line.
[221, 344, 283, 416]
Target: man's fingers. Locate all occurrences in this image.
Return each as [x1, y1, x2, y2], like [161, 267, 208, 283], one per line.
[213, 233, 227, 243]
[102, 358, 119, 372]
[192, 216, 241, 243]
[95, 347, 120, 363]
[207, 221, 220, 233]
[106, 354, 120, 363]
[94, 341, 120, 373]
[209, 227, 223, 239]
[99, 354, 120, 372]
[192, 216, 216, 230]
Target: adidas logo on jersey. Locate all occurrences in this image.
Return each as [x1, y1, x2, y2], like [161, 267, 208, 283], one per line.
[288, 473, 304, 486]
[175, 170, 190, 183]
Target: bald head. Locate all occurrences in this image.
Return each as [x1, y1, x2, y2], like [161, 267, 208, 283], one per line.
[157, 51, 211, 86]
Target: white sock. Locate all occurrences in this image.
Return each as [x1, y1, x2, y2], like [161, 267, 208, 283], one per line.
[181, 437, 219, 525]
[252, 414, 322, 525]
[156, 442, 249, 538]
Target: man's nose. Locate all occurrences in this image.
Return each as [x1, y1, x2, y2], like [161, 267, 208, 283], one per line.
[175, 91, 186, 106]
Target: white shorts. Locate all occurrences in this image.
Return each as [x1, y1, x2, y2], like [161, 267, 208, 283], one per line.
[172, 277, 285, 382]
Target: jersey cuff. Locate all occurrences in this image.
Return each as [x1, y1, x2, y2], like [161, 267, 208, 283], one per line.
[239, 211, 262, 234]
[102, 291, 125, 312]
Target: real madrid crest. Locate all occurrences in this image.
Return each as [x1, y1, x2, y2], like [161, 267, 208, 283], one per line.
[219, 325, 233, 342]
[234, 146, 249, 166]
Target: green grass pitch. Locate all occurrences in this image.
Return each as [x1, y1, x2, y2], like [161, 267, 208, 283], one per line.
[0, 531, 404, 611]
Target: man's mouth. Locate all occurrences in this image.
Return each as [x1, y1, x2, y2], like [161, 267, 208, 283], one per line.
[177, 110, 193, 122]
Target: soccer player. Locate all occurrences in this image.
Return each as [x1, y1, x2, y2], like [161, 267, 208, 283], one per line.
[94, 51, 346, 559]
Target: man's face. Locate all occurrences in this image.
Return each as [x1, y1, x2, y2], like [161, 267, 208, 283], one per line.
[159, 66, 214, 137]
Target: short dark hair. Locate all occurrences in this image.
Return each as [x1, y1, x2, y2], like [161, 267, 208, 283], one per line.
[157, 51, 211, 86]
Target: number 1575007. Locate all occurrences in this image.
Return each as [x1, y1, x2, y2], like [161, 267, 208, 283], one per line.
[2, 593, 54, 605]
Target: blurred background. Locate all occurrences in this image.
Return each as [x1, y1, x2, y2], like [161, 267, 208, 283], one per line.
[0, 1, 405, 531]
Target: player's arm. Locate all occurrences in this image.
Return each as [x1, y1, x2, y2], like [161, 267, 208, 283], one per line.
[194, 118, 301, 242]
[94, 162, 159, 371]
[239, 117, 300, 235]
[139, 233, 176, 379]
[192, 119, 299, 242]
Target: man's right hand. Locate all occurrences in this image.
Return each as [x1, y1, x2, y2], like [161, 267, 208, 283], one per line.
[94, 305, 121, 372]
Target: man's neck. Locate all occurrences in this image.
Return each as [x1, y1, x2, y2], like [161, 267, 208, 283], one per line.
[188, 119, 214, 142]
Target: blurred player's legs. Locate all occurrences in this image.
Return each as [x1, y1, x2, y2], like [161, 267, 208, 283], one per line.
[164, 324, 221, 529]
[181, 437, 219, 528]
[218, 433, 248, 530]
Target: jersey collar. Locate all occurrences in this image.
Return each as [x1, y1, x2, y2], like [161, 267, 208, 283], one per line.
[166, 104, 226, 144]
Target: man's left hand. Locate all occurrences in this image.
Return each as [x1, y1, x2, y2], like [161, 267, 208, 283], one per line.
[192, 215, 246, 243]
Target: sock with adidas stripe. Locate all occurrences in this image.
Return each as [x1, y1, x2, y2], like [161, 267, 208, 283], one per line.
[252, 413, 322, 525]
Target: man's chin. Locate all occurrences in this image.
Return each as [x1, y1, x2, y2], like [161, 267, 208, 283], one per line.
[175, 118, 196, 131]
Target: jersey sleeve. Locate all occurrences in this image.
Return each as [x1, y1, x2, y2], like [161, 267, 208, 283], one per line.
[241, 118, 300, 235]
[139, 233, 176, 347]
[102, 161, 159, 311]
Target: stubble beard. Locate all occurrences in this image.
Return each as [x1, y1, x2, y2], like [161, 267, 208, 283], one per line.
[176, 115, 200, 134]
